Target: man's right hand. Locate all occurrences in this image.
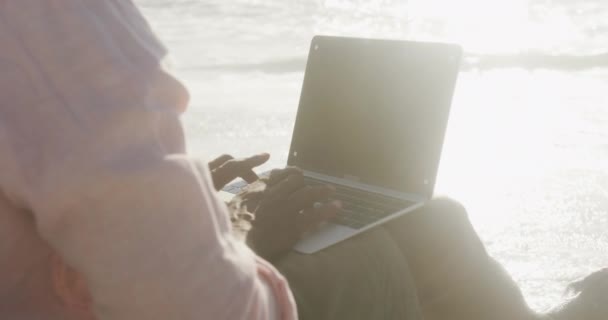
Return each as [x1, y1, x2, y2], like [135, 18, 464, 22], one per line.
[229, 167, 341, 262]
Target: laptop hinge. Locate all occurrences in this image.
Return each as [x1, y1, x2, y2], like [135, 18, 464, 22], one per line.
[302, 170, 427, 203]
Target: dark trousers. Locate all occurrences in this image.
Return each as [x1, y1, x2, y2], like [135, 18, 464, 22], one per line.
[276, 198, 540, 320]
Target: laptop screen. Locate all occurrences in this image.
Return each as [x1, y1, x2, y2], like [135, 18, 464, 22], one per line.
[288, 36, 462, 197]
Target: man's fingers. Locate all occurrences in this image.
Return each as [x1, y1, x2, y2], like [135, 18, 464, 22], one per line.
[240, 153, 271, 172]
[264, 173, 305, 204]
[287, 185, 334, 212]
[266, 167, 303, 187]
[230, 153, 270, 182]
[297, 201, 342, 234]
[213, 153, 270, 189]
[208, 154, 234, 170]
[240, 169, 259, 184]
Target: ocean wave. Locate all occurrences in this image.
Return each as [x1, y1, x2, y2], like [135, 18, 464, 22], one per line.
[464, 52, 608, 71]
[187, 57, 307, 74]
[186, 52, 608, 74]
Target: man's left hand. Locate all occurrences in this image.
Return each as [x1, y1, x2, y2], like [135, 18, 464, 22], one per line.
[208, 153, 270, 190]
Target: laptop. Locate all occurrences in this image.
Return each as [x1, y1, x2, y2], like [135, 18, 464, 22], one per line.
[220, 35, 462, 254]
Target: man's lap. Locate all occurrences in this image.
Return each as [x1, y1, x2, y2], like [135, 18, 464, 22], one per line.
[275, 227, 422, 320]
[275, 197, 534, 320]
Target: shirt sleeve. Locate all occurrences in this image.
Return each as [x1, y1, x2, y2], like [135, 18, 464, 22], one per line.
[0, 1, 296, 319]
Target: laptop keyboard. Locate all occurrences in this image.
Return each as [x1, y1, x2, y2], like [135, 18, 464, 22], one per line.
[222, 174, 416, 229]
[303, 177, 415, 229]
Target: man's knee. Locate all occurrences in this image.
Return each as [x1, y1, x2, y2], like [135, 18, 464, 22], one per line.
[387, 197, 472, 240]
[421, 197, 470, 227]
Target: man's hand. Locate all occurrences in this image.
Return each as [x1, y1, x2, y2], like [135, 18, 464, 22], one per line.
[208, 153, 270, 190]
[229, 168, 341, 262]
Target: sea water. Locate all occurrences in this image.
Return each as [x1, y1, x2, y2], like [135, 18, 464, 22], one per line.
[136, 0, 608, 311]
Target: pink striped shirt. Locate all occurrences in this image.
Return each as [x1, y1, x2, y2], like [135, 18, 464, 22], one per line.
[0, 1, 296, 319]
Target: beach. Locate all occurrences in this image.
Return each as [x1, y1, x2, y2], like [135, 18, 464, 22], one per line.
[137, 0, 608, 311]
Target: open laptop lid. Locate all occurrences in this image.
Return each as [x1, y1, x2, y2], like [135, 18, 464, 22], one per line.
[288, 36, 462, 198]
